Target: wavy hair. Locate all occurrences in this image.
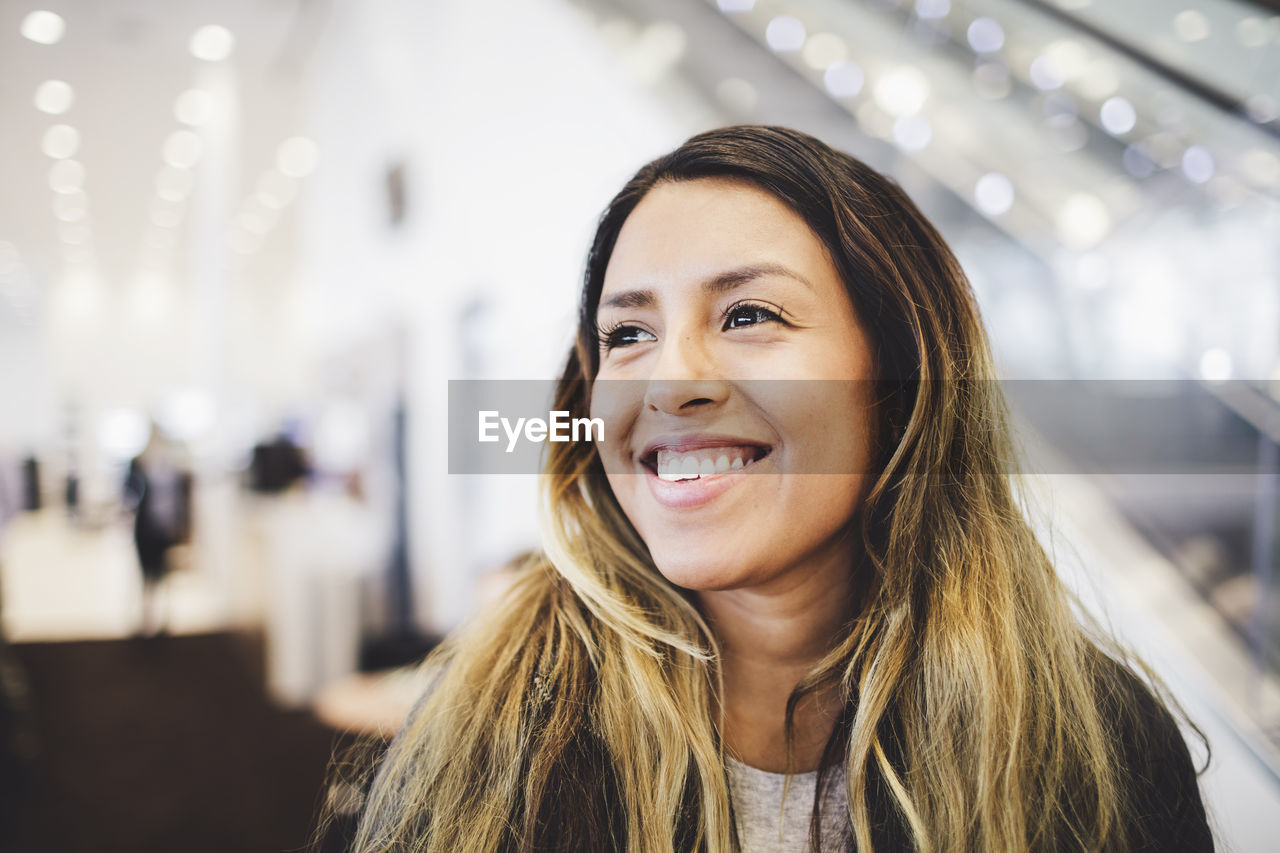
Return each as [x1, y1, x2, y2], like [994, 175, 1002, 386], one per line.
[341, 126, 1195, 852]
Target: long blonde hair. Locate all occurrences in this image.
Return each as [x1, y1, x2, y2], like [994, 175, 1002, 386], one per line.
[343, 126, 1196, 852]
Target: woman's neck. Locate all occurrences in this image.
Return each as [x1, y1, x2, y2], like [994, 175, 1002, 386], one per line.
[696, 547, 855, 773]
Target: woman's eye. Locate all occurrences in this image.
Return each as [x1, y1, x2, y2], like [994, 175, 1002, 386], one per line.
[723, 303, 783, 330]
[600, 324, 657, 350]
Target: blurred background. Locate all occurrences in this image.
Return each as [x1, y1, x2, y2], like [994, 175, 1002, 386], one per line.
[0, 0, 1278, 850]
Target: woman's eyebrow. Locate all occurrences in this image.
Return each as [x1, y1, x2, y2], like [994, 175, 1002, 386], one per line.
[704, 262, 813, 295]
[599, 263, 813, 311]
[600, 289, 655, 310]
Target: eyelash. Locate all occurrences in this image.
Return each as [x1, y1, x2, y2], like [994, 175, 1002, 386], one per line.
[722, 301, 786, 330]
[596, 301, 788, 352]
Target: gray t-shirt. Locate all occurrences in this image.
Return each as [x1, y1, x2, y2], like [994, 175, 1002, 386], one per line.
[726, 756, 853, 852]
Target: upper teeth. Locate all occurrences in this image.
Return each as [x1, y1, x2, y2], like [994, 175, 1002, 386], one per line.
[656, 447, 759, 481]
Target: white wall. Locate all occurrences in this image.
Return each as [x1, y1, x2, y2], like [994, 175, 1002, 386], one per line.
[298, 0, 713, 631]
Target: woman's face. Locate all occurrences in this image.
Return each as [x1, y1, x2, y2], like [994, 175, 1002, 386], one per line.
[590, 178, 878, 593]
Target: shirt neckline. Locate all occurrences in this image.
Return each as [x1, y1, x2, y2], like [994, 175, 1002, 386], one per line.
[725, 754, 825, 781]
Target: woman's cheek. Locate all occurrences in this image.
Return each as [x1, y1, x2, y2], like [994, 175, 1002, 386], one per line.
[589, 379, 640, 474]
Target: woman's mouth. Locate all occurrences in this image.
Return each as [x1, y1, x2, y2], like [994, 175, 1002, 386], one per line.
[645, 445, 771, 481]
[637, 443, 772, 510]
[632, 438, 774, 509]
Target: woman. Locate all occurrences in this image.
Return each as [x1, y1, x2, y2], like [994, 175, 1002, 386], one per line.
[346, 126, 1211, 851]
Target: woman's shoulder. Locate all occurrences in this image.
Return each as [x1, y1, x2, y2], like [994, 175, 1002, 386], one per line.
[1090, 650, 1214, 851]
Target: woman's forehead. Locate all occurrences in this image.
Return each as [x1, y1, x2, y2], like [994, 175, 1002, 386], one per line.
[600, 178, 837, 302]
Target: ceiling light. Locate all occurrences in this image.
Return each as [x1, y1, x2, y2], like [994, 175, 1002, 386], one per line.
[1245, 94, 1278, 124]
[174, 89, 215, 127]
[717, 0, 754, 11]
[1173, 10, 1210, 43]
[874, 68, 928, 117]
[1041, 40, 1088, 81]
[49, 159, 84, 192]
[1099, 96, 1136, 135]
[914, 0, 949, 20]
[1236, 18, 1268, 48]
[802, 33, 846, 70]
[1241, 149, 1280, 187]
[21, 10, 64, 44]
[1077, 62, 1119, 100]
[974, 173, 1014, 216]
[34, 79, 74, 114]
[189, 25, 235, 61]
[42, 124, 79, 159]
[1028, 55, 1064, 90]
[966, 18, 1004, 53]
[1181, 146, 1214, 183]
[277, 137, 319, 177]
[163, 130, 203, 169]
[97, 408, 152, 461]
[158, 389, 216, 442]
[1199, 348, 1232, 381]
[1056, 193, 1110, 249]
[765, 16, 805, 52]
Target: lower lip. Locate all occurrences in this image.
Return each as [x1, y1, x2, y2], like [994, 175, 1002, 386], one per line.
[642, 457, 767, 509]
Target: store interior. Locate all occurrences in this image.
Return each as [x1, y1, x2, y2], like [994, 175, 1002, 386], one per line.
[1, 0, 1278, 850]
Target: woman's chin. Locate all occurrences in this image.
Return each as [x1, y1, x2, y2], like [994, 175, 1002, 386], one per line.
[651, 552, 753, 593]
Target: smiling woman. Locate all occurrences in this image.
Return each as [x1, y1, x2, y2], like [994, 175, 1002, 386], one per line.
[590, 179, 876, 601]
[339, 127, 1213, 852]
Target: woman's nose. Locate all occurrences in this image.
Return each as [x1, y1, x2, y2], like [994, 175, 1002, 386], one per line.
[642, 333, 730, 415]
